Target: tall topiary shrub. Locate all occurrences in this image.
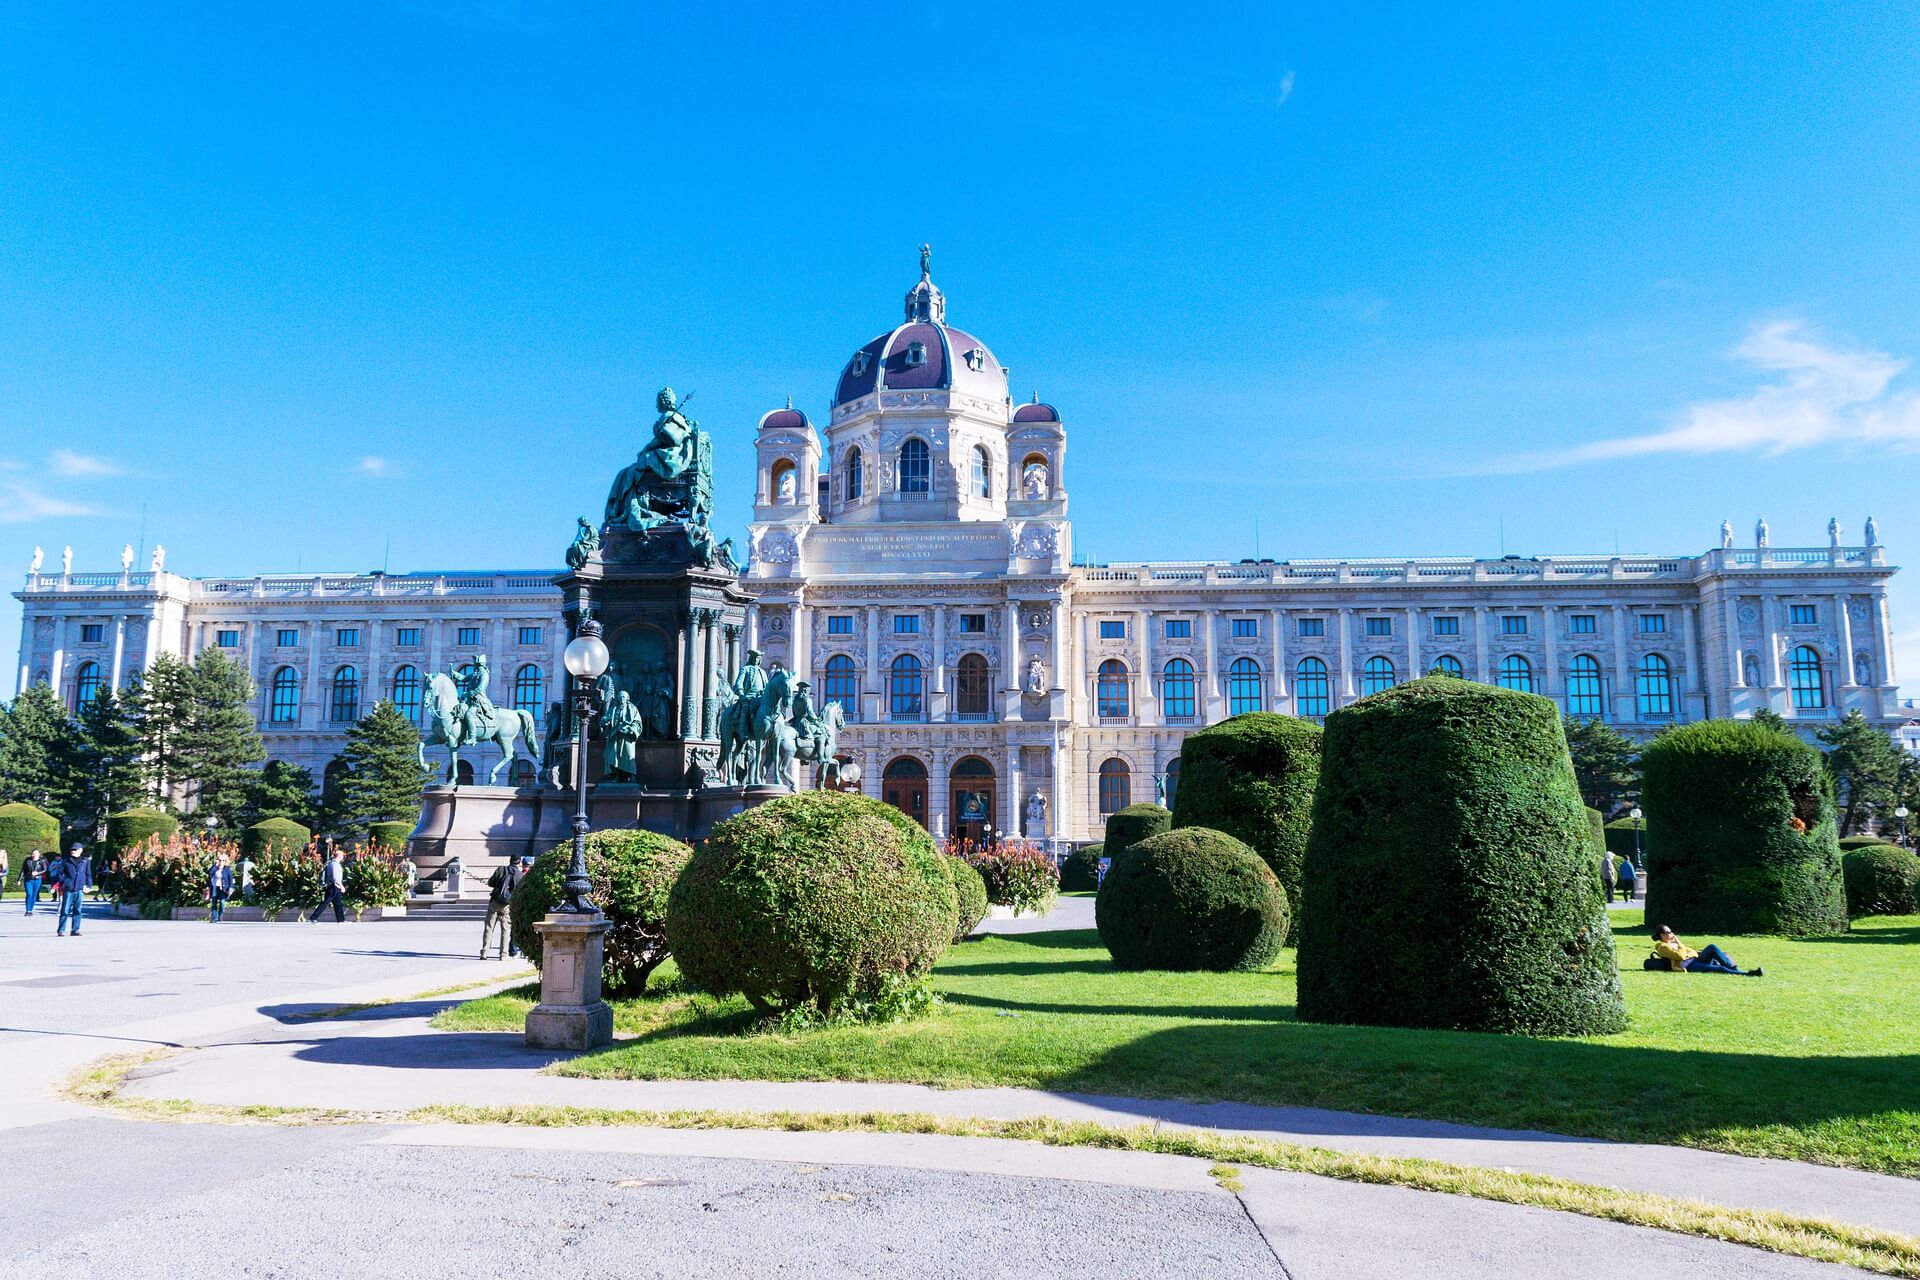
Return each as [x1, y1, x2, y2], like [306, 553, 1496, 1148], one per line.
[367, 820, 412, 853]
[1104, 804, 1171, 863]
[946, 853, 989, 942]
[241, 817, 311, 859]
[1297, 677, 1626, 1036]
[667, 791, 956, 1018]
[513, 829, 693, 997]
[1640, 720, 1847, 936]
[1060, 841, 1105, 892]
[1096, 827, 1288, 972]
[0, 802, 59, 892]
[106, 807, 178, 857]
[1171, 712, 1322, 944]
[1842, 845, 1919, 918]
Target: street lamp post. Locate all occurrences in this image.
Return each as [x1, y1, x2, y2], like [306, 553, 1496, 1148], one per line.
[560, 615, 611, 914]
[1898, 804, 1910, 848]
[1630, 805, 1644, 865]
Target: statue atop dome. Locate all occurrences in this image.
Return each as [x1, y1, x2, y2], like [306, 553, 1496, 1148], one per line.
[904, 242, 946, 323]
[605, 387, 713, 533]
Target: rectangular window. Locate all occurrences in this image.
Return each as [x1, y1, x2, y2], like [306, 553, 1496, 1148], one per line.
[1230, 618, 1259, 639]
[1364, 617, 1392, 638]
[893, 615, 920, 635]
[80, 624, 104, 643]
[1789, 604, 1817, 626]
[959, 613, 987, 633]
[1431, 616, 1460, 637]
[457, 627, 481, 646]
[1298, 617, 1325, 638]
[1099, 620, 1126, 639]
[336, 628, 360, 647]
[215, 630, 240, 649]
[396, 627, 421, 647]
[826, 615, 853, 635]
[1638, 614, 1667, 634]
[277, 629, 299, 648]
[1502, 615, 1528, 636]
[1164, 618, 1191, 639]
[518, 626, 543, 646]
[1569, 614, 1596, 635]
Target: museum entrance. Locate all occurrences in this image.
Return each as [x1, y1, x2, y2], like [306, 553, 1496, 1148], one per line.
[949, 755, 995, 846]
[882, 756, 928, 828]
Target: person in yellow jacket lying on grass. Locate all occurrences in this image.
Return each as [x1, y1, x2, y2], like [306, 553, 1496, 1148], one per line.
[1652, 924, 1763, 977]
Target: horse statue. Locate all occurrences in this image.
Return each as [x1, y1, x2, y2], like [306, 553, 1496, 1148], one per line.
[420, 670, 541, 785]
[793, 699, 847, 788]
[716, 667, 799, 788]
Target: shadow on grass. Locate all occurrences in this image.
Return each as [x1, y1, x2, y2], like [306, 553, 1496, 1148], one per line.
[977, 929, 1104, 952]
[943, 991, 1295, 1023]
[938, 959, 1121, 978]
[1804, 925, 1920, 946]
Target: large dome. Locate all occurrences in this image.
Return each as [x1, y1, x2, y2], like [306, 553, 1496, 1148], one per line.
[832, 248, 1008, 409]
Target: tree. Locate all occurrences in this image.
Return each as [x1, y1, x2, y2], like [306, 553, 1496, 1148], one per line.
[69, 689, 145, 834]
[180, 649, 266, 829]
[1750, 707, 1791, 733]
[1817, 709, 1904, 836]
[1562, 717, 1640, 817]
[331, 701, 429, 834]
[0, 684, 80, 817]
[247, 759, 319, 829]
[128, 653, 194, 808]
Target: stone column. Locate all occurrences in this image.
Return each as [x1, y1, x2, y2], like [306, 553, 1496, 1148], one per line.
[1002, 601, 1020, 719]
[1405, 606, 1421, 681]
[1270, 607, 1286, 706]
[931, 606, 948, 720]
[724, 623, 742, 689]
[1724, 592, 1745, 688]
[15, 609, 32, 697]
[304, 617, 322, 729]
[1678, 604, 1700, 719]
[1873, 592, 1897, 688]
[1472, 607, 1489, 683]
[367, 613, 384, 708]
[1075, 611, 1090, 722]
[1541, 604, 1558, 707]
[1336, 608, 1355, 704]
[110, 615, 127, 691]
[1836, 594, 1856, 688]
[1761, 593, 1782, 687]
[700, 609, 720, 740]
[865, 604, 882, 723]
[1139, 608, 1158, 724]
[49, 615, 67, 699]
[679, 609, 700, 739]
[744, 603, 760, 652]
[1049, 599, 1066, 690]
[1611, 605, 1633, 722]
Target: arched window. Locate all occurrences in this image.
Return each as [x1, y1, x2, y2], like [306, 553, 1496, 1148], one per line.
[845, 447, 864, 501]
[1498, 655, 1535, 693]
[822, 654, 857, 718]
[1096, 659, 1130, 719]
[769, 458, 796, 505]
[391, 665, 422, 723]
[1161, 658, 1196, 719]
[507, 758, 536, 787]
[270, 667, 301, 723]
[1639, 653, 1676, 718]
[1164, 757, 1182, 811]
[513, 664, 545, 716]
[972, 445, 991, 498]
[899, 438, 931, 494]
[1098, 757, 1131, 817]
[1787, 646, 1824, 710]
[72, 661, 102, 711]
[890, 653, 924, 721]
[1566, 654, 1604, 717]
[1429, 655, 1464, 679]
[1360, 655, 1395, 696]
[955, 653, 992, 719]
[330, 665, 361, 722]
[1229, 657, 1265, 714]
[1294, 656, 1329, 717]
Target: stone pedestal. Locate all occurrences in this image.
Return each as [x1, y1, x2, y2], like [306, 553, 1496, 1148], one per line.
[524, 912, 614, 1050]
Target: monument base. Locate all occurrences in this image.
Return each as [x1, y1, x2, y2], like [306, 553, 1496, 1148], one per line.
[525, 912, 614, 1051]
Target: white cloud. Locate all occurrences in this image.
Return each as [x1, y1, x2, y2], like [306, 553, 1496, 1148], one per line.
[355, 455, 394, 478]
[1514, 322, 1920, 472]
[49, 449, 121, 477]
[1276, 70, 1295, 108]
[0, 482, 99, 524]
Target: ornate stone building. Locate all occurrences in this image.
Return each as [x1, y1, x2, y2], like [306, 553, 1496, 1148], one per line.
[12, 255, 1904, 842]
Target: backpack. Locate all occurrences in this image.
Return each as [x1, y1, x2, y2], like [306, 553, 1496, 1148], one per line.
[489, 866, 514, 905]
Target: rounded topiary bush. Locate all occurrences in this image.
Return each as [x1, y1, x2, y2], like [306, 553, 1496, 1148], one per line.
[0, 802, 59, 891]
[241, 817, 311, 859]
[1095, 827, 1287, 972]
[107, 807, 178, 856]
[1297, 677, 1625, 1036]
[1060, 841, 1104, 892]
[666, 791, 956, 1017]
[513, 829, 692, 998]
[1603, 818, 1648, 859]
[1170, 712, 1322, 944]
[1842, 844, 1919, 919]
[947, 853, 989, 941]
[1640, 720, 1847, 936]
[1104, 804, 1171, 862]
[367, 820, 412, 852]
[1839, 835, 1897, 851]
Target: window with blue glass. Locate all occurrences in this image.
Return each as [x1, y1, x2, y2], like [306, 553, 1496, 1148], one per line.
[890, 653, 924, 720]
[1502, 616, 1528, 636]
[330, 666, 360, 722]
[391, 665, 422, 723]
[277, 629, 299, 647]
[898, 438, 931, 494]
[1638, 614, 1666, 634]
[1228, 657, 1264, 714]
[1428, 655, 1464, 678]
[1789, 604, 1817, 625]
[1161, 658, 1196, 718]
[1569, 614, 1596, 635]
[1297, 617, 1324, 638]
[396, 627, 421, 647]
[844, 447, 864, 500]
[1638, 653, 1676, 717]
[72, 661, 102, 710]
[216, 630, 240, 648]
[1164, 618, 1191, 639]
[959, 613, 986, 633]
[1432, 616, 1460, 637]
[1099, 620, 1126, 640]
[822, 654, 858, 717]
[1361, 655, 1395, 695]
[269, 667, 301, 722]
[1230, 618, 1259, 639]
[1294, 656, 1329, 716]
[80, 624, 104, 643]
[1566, 654, 1604, 717]
[1364, 617, 1392, 638]
[1789, 646, 1825, 710]
[1096, 660, 1130, 718]
[893, 614, 920, 635]
[518, 626, 543, 646]
[827, 615, 853, 635]
[457, 627, 481, 647]
[513, 665, 545, 716]
[1498, 654, 1535, 692]
[336, 628, 359, 647]
[956, 654, 992, 718]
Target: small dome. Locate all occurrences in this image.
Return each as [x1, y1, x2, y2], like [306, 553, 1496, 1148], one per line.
[1013, 401, 1059, 423]
[832, 246, 1008, 409]
[759, 405, 811, 431]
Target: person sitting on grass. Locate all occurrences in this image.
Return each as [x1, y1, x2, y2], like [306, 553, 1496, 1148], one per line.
[1652, 924, 1761, 977]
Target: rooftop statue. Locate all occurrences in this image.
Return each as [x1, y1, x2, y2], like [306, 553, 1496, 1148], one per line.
[1866, 515, 1880, 547]
[605, 387, 713, 533]
[565, 517, 599, 569]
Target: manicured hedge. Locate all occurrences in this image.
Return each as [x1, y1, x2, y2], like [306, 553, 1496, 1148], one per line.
[1841, 844, 1919, 918]
[1297, 677, 1626, 1036]
[1585, 808, 1606, 859]
[367, 820, 413, 852]
[1603, 818, 1648, 859]
[1095, 827, 1287, 972]
[241, 817, 311, 858]
[1104, 804, 1171, 863]
[1839, 835, 1897, 851]
[0, 802, 59, 892]
[947, 853, 989, 942]
[666, 791, 955, 1017]
[1060, 842, 1104, 892]
[107, 808, 178, 857]
[1639, 720, 1847, 936]
[1170, 712, 1321, 944]
[514, 829, 693, 998]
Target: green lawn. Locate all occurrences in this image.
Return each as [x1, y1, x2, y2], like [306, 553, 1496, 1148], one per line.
[435, 911, 1920, 1177]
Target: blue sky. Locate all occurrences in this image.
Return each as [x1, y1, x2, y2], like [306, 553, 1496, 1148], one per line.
[4, 3, 1920, 690]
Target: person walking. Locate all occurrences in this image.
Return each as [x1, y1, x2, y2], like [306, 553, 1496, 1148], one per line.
[1616, 856, 1639, 904]
[1, 848, 9, 899]
[480, 857, 521, 960]
[1599, 849, 1616, 902]
[53, 844, 91, 937]
[207, 854, 235, 923]
[22, 849, 47, 915]
[307, 848, 347, 923]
